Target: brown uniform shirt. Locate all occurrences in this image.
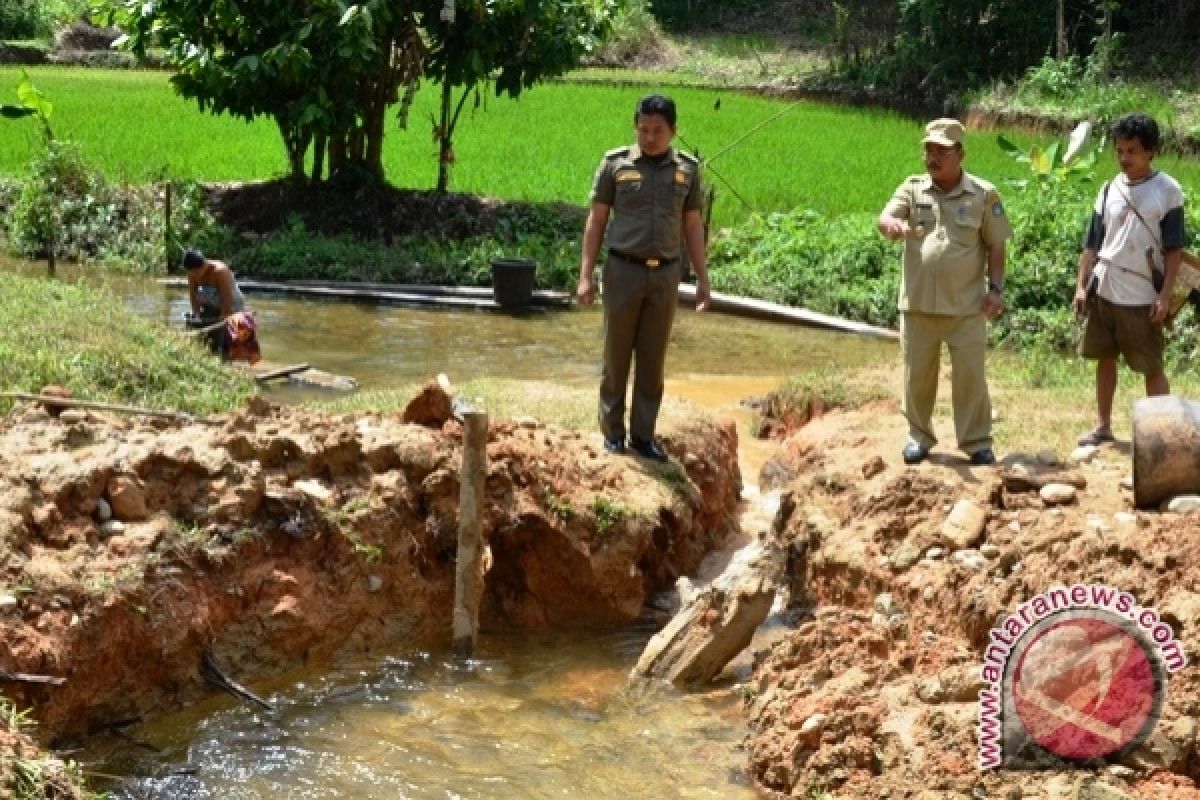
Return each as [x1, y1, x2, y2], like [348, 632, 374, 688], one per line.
[883, 171, 1013, 316]
[590, 145, 703, 260]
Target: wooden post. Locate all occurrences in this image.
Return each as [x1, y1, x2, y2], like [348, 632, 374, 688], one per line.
[452, 411, 488, 657]
[164, 181, 173, 272]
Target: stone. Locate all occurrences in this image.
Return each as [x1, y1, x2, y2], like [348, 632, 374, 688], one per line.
[1125, 716, 1195, 773]
[979, 543, 1000, 558]
[106, 474, 149, 521]
[1035, 449, 1060, 466]
[367, 575, 383, 593]
[293, 479, 333, 503]
[941, 498, 986, 550]
[952, 550, 988, 571]
[0, 594, 17, 610]
[799, 712, 826, 744]
[59, 409, 87, 424]
[925, 546, 946, 560]
[890, 542, 922, 571]
[1071, 444, 1099, 463]
[1120, 473, 1133, 490]
[94, 497, 112, 521]
[874, 592, 901, 618]
[1072, 777, 1135, 800]
[861, 455, 886, 479]
[1165, 495, 1200, 514]
[1039, 483, 1077, 506]
[99, 519, 125, 536]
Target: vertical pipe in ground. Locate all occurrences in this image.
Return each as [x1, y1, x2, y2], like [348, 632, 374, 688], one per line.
[452, 410, 488, 657]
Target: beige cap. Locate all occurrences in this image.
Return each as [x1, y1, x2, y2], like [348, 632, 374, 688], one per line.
[923, 118, 964, 147]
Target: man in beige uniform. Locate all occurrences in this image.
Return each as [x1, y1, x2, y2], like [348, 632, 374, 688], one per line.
[877, 118, 1012, 466]
[577, 94, 712, 462]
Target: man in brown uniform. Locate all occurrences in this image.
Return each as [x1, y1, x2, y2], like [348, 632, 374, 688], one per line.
[877, 118, 1013, 466]
[577, 94, 712, 462]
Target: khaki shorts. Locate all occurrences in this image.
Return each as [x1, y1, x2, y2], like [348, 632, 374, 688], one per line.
[1080, 295, 1164, 374]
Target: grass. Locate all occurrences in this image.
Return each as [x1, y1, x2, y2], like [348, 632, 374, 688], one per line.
[17, 67, 1200, 230]
[0, 273, 256, 415]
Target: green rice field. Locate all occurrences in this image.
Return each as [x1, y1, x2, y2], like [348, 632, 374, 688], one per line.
[2, 67, 1199, 226]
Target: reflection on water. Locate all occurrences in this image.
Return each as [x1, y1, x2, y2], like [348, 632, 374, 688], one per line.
[94, 626, 757, 800]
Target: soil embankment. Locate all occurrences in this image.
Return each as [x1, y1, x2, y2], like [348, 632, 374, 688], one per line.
[744, 404, 1200, 800]
[0, 386, 741, 762]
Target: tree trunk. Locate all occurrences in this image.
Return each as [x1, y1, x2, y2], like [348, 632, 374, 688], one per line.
[312, 133, 327, 183]
[437, 77, 452, 192]
[1056, 0, 1067, 59]
[276, 117, 307, 183]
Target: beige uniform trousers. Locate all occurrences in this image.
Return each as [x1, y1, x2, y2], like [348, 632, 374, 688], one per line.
[599, 257, 680, 442]
[901, 311, 992, 454]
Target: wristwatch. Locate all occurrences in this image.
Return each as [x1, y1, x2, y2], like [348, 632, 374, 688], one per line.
[988, 280, 1004, 294]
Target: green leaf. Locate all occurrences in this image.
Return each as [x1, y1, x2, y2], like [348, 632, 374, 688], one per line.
[996, 135, 1027, 160]
[0, 105, 36, 119]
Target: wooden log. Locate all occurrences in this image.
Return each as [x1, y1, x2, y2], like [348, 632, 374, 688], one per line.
[0, 392, 211, 424]
[632, 535, 783, 687]
[253, 363, 311, 383]
[0, 668, 66, 686]
[1133, 394, 1200, 509]
[200, 651, 274, 711]
[452, 411, 488, 657]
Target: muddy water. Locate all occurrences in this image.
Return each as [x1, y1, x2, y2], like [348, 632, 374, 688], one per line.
[94, 626, 755, 799]
[11, 260, 893, 797]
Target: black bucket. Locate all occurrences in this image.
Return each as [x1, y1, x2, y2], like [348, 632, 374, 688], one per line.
[491, 258, 536, 308]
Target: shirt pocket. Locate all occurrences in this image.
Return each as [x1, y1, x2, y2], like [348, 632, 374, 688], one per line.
[948, 203, 983, 245]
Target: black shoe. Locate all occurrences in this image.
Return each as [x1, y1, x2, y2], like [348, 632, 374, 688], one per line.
[902, 442, 928, 465]
[970, 448, 996, 466]
[630, 436, 669, 462]
[603, 436, 625, 455]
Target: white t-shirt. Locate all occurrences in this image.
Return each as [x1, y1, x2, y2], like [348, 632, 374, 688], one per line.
[1087, 171, 1186, 306]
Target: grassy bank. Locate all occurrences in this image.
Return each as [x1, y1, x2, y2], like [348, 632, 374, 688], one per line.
[0, 273, 255, 415]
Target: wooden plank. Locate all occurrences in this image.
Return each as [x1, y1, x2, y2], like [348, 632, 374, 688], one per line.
[253, 363, 310, 383]
[677, 284, 899, 341]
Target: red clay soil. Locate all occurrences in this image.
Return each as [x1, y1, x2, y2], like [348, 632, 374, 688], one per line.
[744, 403, 1200, 800]
[0, 385, 742, 796]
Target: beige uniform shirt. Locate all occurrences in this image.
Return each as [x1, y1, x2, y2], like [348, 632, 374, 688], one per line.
[590, 145, 703, 260]
[883, 171, 1013, 316]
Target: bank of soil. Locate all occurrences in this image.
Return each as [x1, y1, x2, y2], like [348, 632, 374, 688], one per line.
[0, 385, 741, 794]
[204, 179, 586, 244]
[744, 400, 1200, 799]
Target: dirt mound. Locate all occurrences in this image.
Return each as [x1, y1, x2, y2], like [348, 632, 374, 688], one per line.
[204, 179, 586, 243]
[746, 403, 1200, 799]
[0, 394, 741, 750]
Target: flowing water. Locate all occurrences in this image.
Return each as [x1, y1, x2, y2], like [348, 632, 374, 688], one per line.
[9, 260, 895, 797]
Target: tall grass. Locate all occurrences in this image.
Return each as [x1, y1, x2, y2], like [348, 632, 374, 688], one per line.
[0, 273, 255, 414]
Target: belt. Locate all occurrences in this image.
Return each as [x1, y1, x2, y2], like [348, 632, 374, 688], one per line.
[609, 250, 677, 269]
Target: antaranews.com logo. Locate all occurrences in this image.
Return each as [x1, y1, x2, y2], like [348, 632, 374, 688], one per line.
[978, 584, 1187, 769]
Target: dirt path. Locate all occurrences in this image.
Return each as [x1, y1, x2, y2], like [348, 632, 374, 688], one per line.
[740, 398, 1200, 800]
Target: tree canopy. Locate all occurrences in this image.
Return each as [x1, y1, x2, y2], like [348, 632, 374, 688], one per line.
[108, 0, 613, 187]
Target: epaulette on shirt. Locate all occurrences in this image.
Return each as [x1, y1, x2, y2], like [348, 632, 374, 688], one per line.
[605, 146, 631, 160]
[676, 150, 700, 165]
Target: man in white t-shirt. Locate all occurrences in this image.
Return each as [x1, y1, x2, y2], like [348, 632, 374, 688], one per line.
[1072, 113, 1187, 446]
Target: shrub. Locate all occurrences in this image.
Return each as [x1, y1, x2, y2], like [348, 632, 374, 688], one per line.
[0, 0, 53, 40]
